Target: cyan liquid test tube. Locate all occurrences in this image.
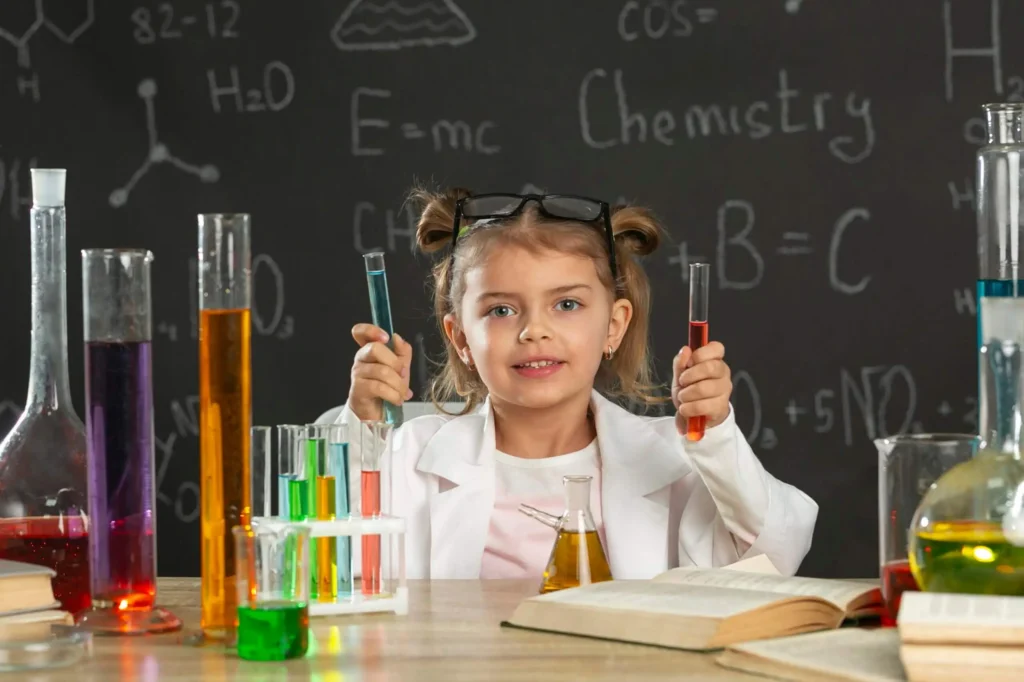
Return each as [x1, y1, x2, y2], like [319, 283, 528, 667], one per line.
[320, 423, 352, 595]
[363, 252, 403, 427]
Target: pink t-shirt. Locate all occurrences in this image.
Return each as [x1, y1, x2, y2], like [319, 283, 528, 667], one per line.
[479, 440, 604, 580]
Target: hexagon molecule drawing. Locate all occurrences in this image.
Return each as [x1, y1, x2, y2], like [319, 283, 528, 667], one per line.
[109, 79, 220, 209]
[0, 0, 94, 68]
[331, 0, 476, 51]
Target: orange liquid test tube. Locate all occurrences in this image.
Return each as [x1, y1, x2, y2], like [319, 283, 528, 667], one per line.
[198, 214, 253, 640]
[687, 263, 710, 442]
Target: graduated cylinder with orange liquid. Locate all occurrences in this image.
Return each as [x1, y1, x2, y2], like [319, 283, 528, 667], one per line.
[198, 214, 253, 639]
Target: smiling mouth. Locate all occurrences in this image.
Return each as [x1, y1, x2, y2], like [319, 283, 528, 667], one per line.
[513, 360, 565, 369]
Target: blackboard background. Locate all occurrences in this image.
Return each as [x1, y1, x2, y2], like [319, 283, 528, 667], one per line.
[0, 0, 1006, 578]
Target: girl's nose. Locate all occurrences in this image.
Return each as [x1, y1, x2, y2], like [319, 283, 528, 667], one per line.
[519, 313, 554, 342]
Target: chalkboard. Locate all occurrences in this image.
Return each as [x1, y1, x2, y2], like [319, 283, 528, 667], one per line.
[0, 0, 1006, 579]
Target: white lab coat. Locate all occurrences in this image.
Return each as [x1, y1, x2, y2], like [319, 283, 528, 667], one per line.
[338, 390, 818, 579]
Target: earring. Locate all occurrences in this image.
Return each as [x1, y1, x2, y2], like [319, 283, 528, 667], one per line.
[604, 346, 615, 361]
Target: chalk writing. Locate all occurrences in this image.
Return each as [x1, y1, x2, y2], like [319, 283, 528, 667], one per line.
[352, 200, 418, 254]
[331, 0, 476, 52]
[155, 396, 202, 523]
[0, 157, 35, 220]
[351, 87, 500, 155]
[132, 1, 241, 43]
[673, 199, 872, 294]
[732, 371, 778, 450]
[949, 178, 975, 211]
[208, 61, 295, 114]
[110, 79, 220, 208]
[943, 0, 1001, 102]
[0, 0, 94, 101]
[578, 68, 874, 163]
[617, 1, 696, 41]
[252, 254, 295, 339]
[954, 287, 976, 316]
[784, 366, 917, 446]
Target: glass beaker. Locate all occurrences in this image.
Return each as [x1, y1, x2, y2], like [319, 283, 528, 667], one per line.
[75, 248, 181, 634]
[977, 103, 1024, 357]
[519, 475, 612, 593]
[910, 297, 1024, 595]
[0, 169, 90, 614]
[875, 435, 978, 625]
[233, 520, 310, 661]
[198, 213, 253, 640]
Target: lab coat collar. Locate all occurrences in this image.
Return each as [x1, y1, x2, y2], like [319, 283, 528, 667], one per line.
[414, 390, 691, 578]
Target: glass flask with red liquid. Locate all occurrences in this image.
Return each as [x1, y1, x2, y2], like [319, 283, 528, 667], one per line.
[0, 170, 90, 614]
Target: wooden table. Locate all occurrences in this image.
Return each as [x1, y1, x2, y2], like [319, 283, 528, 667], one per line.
[11, 578, 760, 681]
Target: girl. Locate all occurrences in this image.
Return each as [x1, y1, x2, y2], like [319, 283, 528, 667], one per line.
[339, 190, 817, 580]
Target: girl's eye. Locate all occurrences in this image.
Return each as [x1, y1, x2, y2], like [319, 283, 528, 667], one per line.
[488, 305, 514, 318]
[556, 299, 581, 312]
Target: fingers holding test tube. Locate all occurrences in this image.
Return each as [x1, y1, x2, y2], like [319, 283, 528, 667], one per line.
[348, 325, 413, 422]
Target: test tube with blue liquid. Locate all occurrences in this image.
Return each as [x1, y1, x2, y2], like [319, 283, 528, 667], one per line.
[364, 252, 403, 427]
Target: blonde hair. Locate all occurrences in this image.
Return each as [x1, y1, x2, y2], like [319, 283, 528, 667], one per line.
[412, 187, 665, 415]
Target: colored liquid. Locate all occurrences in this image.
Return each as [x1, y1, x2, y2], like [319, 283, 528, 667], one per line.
[911, 521, 1024, 595]
[85, 341, 156, 611]
[277, 474, 291, 519]
[0, 517, 89, 613]
[880, 559, 917, 627]
[286, 477, 316, 599]
[361, 470, 381, 595]
[541, 529, 613, 593]
[366, 269, 402, 427]
[686, 320, 709, 442]
[199, 308, 252, 638]
[236, 601, 309, 661]
[316, 475, 337, 600]
[977, 279, 1024, 349]
[330, 442, 352, 593]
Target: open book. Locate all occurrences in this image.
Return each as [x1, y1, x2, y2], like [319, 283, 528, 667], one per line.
[504, 555, 881, 651]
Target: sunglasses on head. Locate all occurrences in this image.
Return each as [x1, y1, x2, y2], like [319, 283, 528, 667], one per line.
[451, 193, 618, 281]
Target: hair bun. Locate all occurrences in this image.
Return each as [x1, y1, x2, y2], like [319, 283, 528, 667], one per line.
[411, 186, 473, 254]
[610, 205, 662, 257]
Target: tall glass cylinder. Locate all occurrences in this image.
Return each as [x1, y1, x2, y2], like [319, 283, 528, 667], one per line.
[0, 169, 89, 614]
[76, 249, 180, 634]
[977, 104, 1024, 368]
[198, 214, 252, 639]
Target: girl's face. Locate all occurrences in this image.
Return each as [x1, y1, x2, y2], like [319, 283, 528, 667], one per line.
[445, 244, 632, 412]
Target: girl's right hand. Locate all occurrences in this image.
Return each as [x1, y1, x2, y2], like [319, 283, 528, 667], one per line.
[348, 323, 414, 422]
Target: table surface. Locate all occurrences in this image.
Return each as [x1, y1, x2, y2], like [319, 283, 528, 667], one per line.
[10, 578, 763, 681]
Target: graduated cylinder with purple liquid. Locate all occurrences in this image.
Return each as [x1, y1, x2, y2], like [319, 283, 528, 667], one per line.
[78, 249, 179, 633]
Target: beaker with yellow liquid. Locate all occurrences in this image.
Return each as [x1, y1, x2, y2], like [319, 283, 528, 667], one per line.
[909, 297, 1024, 595]
[519, 475, 612, 593]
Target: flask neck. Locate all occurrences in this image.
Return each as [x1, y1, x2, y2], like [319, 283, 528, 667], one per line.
[561, 475, 597, 532]
[25, 206, 73, 411]
[986, 105, 1024, 144]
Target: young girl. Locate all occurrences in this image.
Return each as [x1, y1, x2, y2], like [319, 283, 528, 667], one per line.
[339, 190, 817, 580]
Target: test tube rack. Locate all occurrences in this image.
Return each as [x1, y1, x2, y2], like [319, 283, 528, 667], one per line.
[302, 515, 408, 617]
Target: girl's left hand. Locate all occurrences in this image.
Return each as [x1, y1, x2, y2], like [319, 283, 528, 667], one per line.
[672, 341, 733, 435]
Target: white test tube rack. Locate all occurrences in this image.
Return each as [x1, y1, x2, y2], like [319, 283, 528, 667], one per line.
[301, 515, 408, 617]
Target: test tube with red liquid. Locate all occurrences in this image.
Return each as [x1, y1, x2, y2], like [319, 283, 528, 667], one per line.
[360, 420, 391, 596]
[687, 263, 710, 442]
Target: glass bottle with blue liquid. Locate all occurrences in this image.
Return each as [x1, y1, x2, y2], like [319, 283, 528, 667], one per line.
[978, 103, 1024, 348]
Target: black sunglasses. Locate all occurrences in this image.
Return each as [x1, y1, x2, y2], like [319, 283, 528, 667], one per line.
[451, 193, 618, 282]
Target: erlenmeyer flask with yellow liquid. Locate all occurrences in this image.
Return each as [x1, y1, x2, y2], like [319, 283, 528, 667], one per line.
[519, 475, 612, 593]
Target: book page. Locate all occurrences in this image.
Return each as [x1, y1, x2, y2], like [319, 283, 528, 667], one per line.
[722, 629, 906, 682]
[722, 554, 782, 575]
[532, 580, 807, 619]
[654, 567, 874, 610]
[899, 592, 1024, 627]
